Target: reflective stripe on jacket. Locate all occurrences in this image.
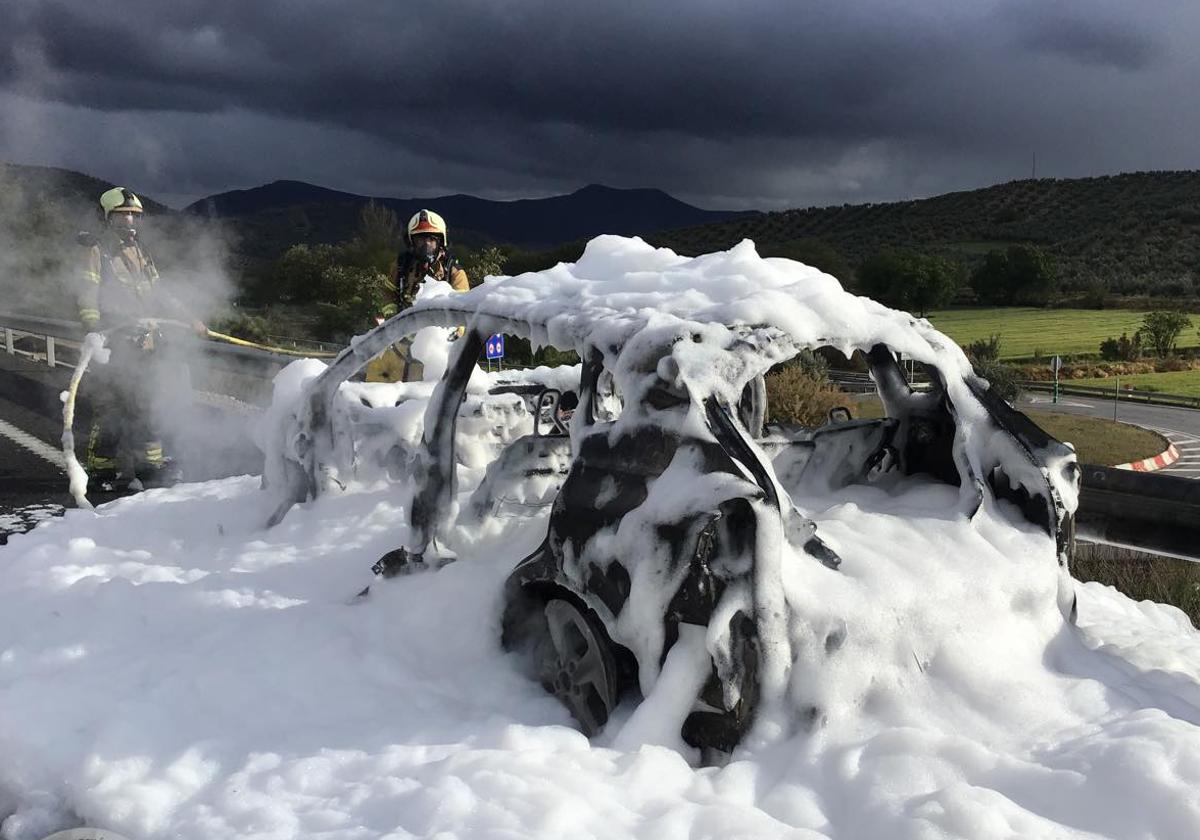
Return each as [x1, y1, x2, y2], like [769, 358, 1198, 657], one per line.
[78, 236, 175, 330]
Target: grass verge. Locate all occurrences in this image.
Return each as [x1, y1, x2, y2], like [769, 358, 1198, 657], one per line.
[1069, 369, 1200, 398]
[851, 397, 1167, 466]
[1074, 542, 1200, 628]
[1024, 411, 1167, 465]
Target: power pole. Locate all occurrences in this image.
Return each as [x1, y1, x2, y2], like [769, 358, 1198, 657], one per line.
[1031, 151, 1037, 180]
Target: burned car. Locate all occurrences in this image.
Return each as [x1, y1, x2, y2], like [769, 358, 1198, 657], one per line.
[264, 236, 1079, 754]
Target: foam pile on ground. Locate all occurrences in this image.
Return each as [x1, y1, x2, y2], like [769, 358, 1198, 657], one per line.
[2, 238, 1199, 838]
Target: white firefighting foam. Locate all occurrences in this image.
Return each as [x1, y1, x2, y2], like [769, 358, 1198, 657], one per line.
[1, 238, 1198, 840]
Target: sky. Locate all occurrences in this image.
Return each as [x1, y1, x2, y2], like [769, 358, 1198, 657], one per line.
[2, 0, 1198, 211]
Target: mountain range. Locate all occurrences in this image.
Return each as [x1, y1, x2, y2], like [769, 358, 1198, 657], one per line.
[5, 162, 1200, 299]
[185, 180, 748, 254]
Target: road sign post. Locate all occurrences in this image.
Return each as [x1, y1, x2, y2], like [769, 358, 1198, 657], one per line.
[1050, 355, 1062, 404]
[485, 334, 505, 372]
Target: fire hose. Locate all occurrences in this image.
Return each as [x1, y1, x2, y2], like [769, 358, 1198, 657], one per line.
[61, 322, 337, 508]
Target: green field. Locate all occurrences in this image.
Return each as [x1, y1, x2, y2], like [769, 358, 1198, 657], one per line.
[1069, 369, 1200, 397]
[926, 308, 1200, 360]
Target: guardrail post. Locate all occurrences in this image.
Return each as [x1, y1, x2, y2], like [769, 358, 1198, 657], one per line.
[3, 327, 12, 354]
[46, 335, 56, 368]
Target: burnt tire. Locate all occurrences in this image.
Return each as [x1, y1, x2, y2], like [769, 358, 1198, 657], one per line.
[533, 598, 621, 736]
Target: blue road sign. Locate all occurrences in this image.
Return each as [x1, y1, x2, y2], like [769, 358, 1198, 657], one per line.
[485, 334, 505, 360]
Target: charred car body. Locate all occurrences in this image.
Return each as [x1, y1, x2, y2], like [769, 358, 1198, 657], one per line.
[264, 238, 1079, 754]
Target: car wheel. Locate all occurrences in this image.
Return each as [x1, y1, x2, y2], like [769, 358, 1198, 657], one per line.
[536, 598, 621, 735]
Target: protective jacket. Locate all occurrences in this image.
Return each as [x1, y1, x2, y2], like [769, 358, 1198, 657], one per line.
[77, 233, 185, 331]
[365, 250, 470, 383]
[387, 250, 470, 316]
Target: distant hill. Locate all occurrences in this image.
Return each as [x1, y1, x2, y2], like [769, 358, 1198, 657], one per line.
[186, 180, 748, 254]
[0, 162, 173, 218]
[0, 164, 179, 317]
[653, 171, 1200, 297]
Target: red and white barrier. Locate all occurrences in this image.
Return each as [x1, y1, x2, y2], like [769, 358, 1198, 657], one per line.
[1115, 444, 1180, 472]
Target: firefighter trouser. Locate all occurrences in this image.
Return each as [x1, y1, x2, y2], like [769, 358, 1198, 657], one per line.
[364, 339, 422, 383]
[81, 339, 189, 476]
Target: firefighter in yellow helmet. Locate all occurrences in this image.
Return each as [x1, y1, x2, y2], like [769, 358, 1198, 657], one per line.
[76, 186, 204, 489]
[369, 209, 471, 382]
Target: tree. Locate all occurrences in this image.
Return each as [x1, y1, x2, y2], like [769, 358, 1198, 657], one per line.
[971, 250, 1011, 305]
[314, 265, 395, 340]
[970, 245, 1058, 306]
[857, 249, 963, 316]
[341, 201, 402, 275]
[459, 246, 507, 286]
[1137, 310, 1192, 358]
[271, 243, 337, 304]
[1007, 244, 1058, 305]
[761, 238, 852, 282]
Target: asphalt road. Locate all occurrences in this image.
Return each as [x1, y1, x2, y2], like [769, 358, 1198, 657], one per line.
[1019, 393, 1200, 478]
[0, 391, 73, 545]
[0, 373, 264, 544]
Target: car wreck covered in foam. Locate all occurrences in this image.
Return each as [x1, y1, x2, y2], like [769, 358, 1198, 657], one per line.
[261, 235, 1080, 755]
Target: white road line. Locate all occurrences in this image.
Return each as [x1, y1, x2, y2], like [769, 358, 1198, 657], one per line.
[1145, 425, 1200, 441]
[0, 417, 64, 470]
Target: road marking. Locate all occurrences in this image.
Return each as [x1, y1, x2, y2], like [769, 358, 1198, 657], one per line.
[1144, 425, 1200, 441]
[0, 417, 63, 470]
[1026, 397, 1096, 409]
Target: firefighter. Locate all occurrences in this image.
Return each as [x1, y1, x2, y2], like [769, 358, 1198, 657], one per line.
[76, 186, 203, 488]
[369, 209, 470, 382]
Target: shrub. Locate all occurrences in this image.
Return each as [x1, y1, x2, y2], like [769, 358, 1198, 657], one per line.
[1099, 332, 1141, 361]
[765, 365, 854, 427]
[965, 333, 1002, 363]
[969, 359, 1020, 402]
[1154, 356, 1192, 373]
[210, 310, 269, 343]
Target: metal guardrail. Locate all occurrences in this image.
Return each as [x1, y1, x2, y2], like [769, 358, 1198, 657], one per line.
[0, 311, 300, 406]
[1076, 464, 1200, 561]
[829, 369, 932, 393]
[1, 313, 81, 369]
[1020, 380, 1200, 410]
[264, 332, 341, 354]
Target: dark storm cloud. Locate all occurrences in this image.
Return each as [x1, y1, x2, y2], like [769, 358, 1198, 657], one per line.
[1005, 2, 1161, 71]
[1, 0, 1197, 210]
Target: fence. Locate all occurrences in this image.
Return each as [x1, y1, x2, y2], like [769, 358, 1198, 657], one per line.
[1020, 380, 1200, 410]
[0, 311, 296, 407]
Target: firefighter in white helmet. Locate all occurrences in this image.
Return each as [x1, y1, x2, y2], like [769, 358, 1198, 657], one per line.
[370, 209, 471, 382]
[76, 186, 204, 489]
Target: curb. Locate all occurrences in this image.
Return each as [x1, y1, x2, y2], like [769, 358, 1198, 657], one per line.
[1114, 443, 1180, 472]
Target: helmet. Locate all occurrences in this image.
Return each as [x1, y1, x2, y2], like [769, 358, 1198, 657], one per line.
[100, 187, 144, 218]
[406, 209, 448, 247]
